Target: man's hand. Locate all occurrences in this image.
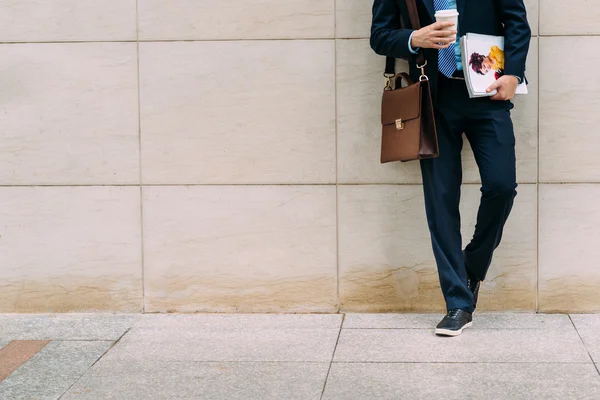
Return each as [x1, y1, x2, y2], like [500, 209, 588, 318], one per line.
[411, 22, 457, 50]
[486, 75, 519, 100]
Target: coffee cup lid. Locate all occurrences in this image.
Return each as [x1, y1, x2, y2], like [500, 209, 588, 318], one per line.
[435, 10, 459, 16]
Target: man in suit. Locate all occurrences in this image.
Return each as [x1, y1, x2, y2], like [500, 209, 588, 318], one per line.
[370, 0, 531, 336]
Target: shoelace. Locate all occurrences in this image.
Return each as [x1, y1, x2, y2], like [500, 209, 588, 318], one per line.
[447, 309, 461, 318]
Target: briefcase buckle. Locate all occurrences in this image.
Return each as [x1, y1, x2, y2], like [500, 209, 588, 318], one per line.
[395, 119, 404, 130]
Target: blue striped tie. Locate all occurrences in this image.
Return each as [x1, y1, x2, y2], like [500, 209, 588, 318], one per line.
[434, 0, 457, 78]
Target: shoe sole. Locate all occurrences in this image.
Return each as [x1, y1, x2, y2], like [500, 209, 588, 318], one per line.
[435, 321, 473, 337]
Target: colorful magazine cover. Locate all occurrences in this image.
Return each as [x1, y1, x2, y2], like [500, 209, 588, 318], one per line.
[460, 33, 528, 98]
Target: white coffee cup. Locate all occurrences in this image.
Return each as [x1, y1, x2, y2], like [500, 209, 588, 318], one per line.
[434, 9, 459, 43]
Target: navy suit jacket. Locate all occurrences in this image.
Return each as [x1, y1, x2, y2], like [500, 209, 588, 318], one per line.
[370, 0, 531, 96]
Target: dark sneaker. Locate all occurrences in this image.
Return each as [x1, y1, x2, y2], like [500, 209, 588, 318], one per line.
[435, 309, 473, 337]
[467, 278, 481, 311]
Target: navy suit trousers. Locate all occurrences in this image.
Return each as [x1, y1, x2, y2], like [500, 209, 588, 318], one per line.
[420, 75, 518, 313]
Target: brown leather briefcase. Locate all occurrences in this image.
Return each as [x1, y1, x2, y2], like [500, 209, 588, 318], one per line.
[380, 0, 439, 163]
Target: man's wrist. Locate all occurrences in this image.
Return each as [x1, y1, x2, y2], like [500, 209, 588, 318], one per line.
[408, 31, 420, 54]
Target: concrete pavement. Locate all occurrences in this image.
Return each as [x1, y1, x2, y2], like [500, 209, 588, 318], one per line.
[1, 313, 600, 399]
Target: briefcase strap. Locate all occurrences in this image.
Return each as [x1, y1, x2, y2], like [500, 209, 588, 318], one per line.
[384, 0, 427, 87]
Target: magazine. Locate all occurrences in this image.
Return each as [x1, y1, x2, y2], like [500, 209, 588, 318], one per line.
[459, 33, 528, 98]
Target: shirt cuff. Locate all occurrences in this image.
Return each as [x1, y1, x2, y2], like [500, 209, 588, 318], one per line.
[408, 31, 419, 55]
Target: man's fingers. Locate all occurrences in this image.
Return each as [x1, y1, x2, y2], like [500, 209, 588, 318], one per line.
[432, 43, 452, 49]
[431, 21, 456, 30]
[435, 36, 456, 44]
[486, 80, 501, 93]
[432, 30, 457, 37]
[490, 89, 505, 100]
[430, 37, 456, 47]
[490, 88, 507, 100]
[490, 77, 517, 100]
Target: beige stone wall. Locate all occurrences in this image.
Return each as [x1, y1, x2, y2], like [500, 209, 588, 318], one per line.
[0, 1, 597, 313]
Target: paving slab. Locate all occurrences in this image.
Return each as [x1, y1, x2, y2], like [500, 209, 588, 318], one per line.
[333, 327, 590, 363]
[134, 313, 342, 330]
[342, 314, 441, 329]
[0, 340, 51, 382]
[0, 313, 138, 340]
[323, 362, 600, 400]
[570, 314, 600, 363]
[343, 313, 573, 330]
[0, 340, 114, 400]
[101, 314, 342, 363]
[62, 360, 329, 400]
[101, 326, 340, 362]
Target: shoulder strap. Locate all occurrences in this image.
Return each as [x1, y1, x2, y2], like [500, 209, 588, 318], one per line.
[385, 0, 426, 77]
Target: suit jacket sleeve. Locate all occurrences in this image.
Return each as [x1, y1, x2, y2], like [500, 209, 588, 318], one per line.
[499, 0, 531, 79]
[370, 0, 415, 60]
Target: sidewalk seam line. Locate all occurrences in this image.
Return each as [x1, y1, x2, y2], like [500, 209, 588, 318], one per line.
[568, 314, 600, 376]
[329, 360, 593, 364]
[320, 312, 344, 399]
[56, 328, 132, 399]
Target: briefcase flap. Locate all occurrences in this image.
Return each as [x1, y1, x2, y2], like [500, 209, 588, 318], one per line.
[381, 82, 422, 126]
